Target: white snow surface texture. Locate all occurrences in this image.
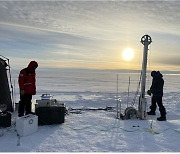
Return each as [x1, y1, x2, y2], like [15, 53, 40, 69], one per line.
[0, 70, 180, 152]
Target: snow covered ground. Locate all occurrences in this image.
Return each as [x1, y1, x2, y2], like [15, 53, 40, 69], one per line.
[0, 70, 180, 152]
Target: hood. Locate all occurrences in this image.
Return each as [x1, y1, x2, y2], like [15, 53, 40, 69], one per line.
[27, 61, 38, 69]
[156, 71, 163, 77]
[151, 71, 157, 77]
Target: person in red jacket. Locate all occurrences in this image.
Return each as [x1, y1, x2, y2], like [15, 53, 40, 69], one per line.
[18, 61, 38, 117]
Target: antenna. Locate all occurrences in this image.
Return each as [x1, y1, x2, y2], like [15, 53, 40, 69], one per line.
[127, 76, 130, 108]
[116, 74, 122, 119]
[116, 74, 119, 119]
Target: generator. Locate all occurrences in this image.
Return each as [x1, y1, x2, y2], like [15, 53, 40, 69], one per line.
[0, 111, 11, 128]
[16, 114, 38, 137]
[35, 105, 65, 125]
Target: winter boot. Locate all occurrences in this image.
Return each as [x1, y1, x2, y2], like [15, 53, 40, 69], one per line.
[157, 116, 166, 121]
[147, 111, 156, 115]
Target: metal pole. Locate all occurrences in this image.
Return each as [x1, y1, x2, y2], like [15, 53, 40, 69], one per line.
[119, 97, 121, 119]
[116, 74, 119, 118]
[127, 76, 130, 108]
[138, 35, 152, 119]
[141, 42, 148, 98]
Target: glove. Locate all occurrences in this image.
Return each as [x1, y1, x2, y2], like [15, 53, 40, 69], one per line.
[32, 91, 36, 95]
[20, 90, 25, 95]
[147, 90, 151, 96]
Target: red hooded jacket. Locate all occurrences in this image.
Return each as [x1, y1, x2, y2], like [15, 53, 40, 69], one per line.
[18, 61, 38, 95]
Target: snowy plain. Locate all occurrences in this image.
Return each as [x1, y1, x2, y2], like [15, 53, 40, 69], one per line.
[0, 69, 180, 152]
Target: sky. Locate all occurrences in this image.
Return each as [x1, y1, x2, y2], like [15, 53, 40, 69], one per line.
[0, 0, 180, 71]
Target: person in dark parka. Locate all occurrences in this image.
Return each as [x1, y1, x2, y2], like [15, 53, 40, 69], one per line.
[147, 71, 166, 121]
[18, 61, 38, 117]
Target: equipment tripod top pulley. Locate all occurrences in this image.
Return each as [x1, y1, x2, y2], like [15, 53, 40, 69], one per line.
[141, 35, 152, 45]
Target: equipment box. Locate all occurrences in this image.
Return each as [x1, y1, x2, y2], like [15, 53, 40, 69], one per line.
[36, 99, 57, 108]
[0, 112, 11, 128]
[35, 106, 65, 125]
[16, 114, 38, 137]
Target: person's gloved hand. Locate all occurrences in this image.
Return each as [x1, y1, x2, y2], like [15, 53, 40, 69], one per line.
[20, 90, 25, 95]
[147, 89, 151, 96]
[32, 91, 36, 95]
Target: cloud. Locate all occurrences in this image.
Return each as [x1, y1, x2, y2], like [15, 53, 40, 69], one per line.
[157, 56, 180, 66]
[0, 1, 180, 70]
[1, 1, 179, 38]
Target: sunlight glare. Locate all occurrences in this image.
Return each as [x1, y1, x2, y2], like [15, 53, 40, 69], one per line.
[122, 48, 134, 61]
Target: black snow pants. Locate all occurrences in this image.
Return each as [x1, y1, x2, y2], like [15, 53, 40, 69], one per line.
[150, 96, 166, 117]
[18, 94, 32, 117]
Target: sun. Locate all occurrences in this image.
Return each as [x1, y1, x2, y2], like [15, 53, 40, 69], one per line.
[122, 48, 134, 61]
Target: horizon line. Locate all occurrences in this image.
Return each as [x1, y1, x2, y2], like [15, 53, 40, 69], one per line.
[11, 67, 180, 74]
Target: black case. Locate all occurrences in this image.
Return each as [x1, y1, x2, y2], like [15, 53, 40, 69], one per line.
[35, 106, 65, 125]
[0, 112, 11, 128]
